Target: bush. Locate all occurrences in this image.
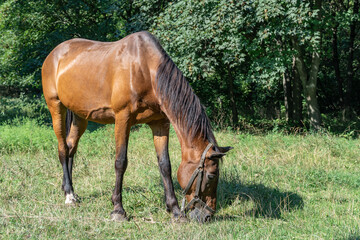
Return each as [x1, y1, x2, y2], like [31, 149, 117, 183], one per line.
[0, 94, 51, 124]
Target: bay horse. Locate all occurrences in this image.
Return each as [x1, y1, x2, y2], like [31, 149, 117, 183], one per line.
[42, 31, 232, 223]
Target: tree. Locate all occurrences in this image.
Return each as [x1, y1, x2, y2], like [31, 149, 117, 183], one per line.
[153, 0, 328, 130]
[0, 0, 124, 92]
[1, 0, 359, 129]
[153, 0, 292, 127]
[251, 0, 326, 130]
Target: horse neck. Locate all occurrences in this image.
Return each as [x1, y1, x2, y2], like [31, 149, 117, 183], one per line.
[171, 122, 209, 163]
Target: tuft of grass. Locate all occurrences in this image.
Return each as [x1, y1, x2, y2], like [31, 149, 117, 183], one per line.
[1, 121, 360, 239]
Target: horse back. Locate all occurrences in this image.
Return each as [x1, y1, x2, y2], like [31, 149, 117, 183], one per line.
[42, 32, 164, 124]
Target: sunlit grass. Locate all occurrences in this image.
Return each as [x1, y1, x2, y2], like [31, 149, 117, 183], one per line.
[1, 120, 360, 239]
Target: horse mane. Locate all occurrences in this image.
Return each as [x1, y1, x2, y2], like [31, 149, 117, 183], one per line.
[154, 47, 217, 146]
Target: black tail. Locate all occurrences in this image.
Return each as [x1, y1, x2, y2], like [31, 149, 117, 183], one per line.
[66, 109, 73, 137]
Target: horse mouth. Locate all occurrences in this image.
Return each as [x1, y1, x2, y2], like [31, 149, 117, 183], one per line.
[188, 207, 212, 223]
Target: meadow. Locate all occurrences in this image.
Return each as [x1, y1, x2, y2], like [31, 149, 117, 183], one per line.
[1, 120, 360, 239]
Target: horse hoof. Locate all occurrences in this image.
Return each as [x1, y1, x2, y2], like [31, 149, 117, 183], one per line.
[110, 212, 129, 222]
[65, 193, 79, 205]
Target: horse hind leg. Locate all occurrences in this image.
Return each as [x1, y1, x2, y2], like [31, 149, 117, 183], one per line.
[63, 110, 88, 204]
[47, 101, 75, 204]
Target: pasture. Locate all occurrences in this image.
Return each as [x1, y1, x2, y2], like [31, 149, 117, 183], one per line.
[1, 120, 360, 239]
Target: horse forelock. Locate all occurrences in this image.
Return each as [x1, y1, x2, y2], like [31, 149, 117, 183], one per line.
[155, 53, 217, 146]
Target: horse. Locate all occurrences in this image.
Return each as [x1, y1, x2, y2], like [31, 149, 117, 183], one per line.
[42, 31, 232, 223]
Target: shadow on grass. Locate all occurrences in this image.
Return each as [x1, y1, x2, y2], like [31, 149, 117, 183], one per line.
[87, 121, 105, 132]
[173, 178, 304, 220]
[342, 236, 360, 240]
[216, 179, 304, 220]
[337, 230, 360, 240]
[75, 174, 303, 221]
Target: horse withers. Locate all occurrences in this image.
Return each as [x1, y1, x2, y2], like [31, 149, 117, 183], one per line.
[42, 31, 232, 223]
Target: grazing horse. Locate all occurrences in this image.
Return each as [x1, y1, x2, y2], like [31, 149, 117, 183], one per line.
[42, 31, 232, 223]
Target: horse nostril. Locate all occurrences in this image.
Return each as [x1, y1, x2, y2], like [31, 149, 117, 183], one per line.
[204, 214, 211, 222]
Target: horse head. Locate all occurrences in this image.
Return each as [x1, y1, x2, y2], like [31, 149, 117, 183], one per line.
[177, 143, 232, 223]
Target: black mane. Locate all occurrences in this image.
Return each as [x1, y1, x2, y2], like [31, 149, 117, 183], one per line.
[155, 49, 217, 146]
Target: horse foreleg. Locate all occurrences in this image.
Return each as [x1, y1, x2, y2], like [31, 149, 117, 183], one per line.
[111, 112, 131, 221]
[149, 120, 185, 221]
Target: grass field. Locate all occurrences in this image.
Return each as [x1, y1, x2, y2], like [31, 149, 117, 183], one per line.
[1, 120, 360, 239]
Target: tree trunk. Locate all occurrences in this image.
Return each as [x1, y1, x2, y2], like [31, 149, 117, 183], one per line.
[279, 39, 293, 122]
[292, 56, 302, 126]
[307, 51, 322, 130]
[343, 0, 359, 119]
[332, 23, 343, 107]
[227, 68, 238, 127]
[282, 70, 293, 121]
[290, 0, 322, 131]
[292, 38, 322, 131]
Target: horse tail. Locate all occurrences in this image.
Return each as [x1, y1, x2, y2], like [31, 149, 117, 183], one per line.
[65, 109, 73, 137]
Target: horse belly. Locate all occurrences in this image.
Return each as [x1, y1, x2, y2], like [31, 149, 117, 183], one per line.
[57, 76, 117, 124]
[134, 108, 164, 124]
[84, 107, 115, 124]
[61, 97, 116, 124]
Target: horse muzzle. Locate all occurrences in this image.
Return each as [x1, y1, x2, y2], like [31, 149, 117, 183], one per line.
[188, 206, 213, 223]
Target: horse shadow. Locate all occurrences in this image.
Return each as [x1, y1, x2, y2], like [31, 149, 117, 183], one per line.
[215, 179, 304, 220]
[78, 175, 304, 221]
[173, 178, 304, 220]
[342, 236, 360, 240]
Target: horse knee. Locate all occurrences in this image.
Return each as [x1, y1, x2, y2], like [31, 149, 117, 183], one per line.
[158, 156, 171, 176]
[115, 156, 127, 172]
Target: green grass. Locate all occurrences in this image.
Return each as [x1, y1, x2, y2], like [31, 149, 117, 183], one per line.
[1, 120, 360, 239]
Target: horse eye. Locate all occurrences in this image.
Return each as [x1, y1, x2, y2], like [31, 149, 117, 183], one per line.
[207, 173, 217, 180]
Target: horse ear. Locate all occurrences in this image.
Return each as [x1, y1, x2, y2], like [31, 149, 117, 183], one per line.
[217, 146, 233, 153]
[208, 151, 226, 159]
[208, 146, 233, 159]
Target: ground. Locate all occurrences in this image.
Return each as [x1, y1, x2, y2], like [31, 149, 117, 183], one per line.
[1, 120, 360, 239]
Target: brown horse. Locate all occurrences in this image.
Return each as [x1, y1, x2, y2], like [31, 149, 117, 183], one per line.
[42, 31, 232, 223]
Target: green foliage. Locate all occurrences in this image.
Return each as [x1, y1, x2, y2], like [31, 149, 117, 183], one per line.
[152, 0, 333, 126]
[0, 0, 359, 129]
[153, 1, 248, 124]
[0, 95, 50, 124]
[0, 0, 123, 90]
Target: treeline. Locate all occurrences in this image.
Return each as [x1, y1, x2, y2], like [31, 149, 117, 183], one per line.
[0, 0, 359, 131]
